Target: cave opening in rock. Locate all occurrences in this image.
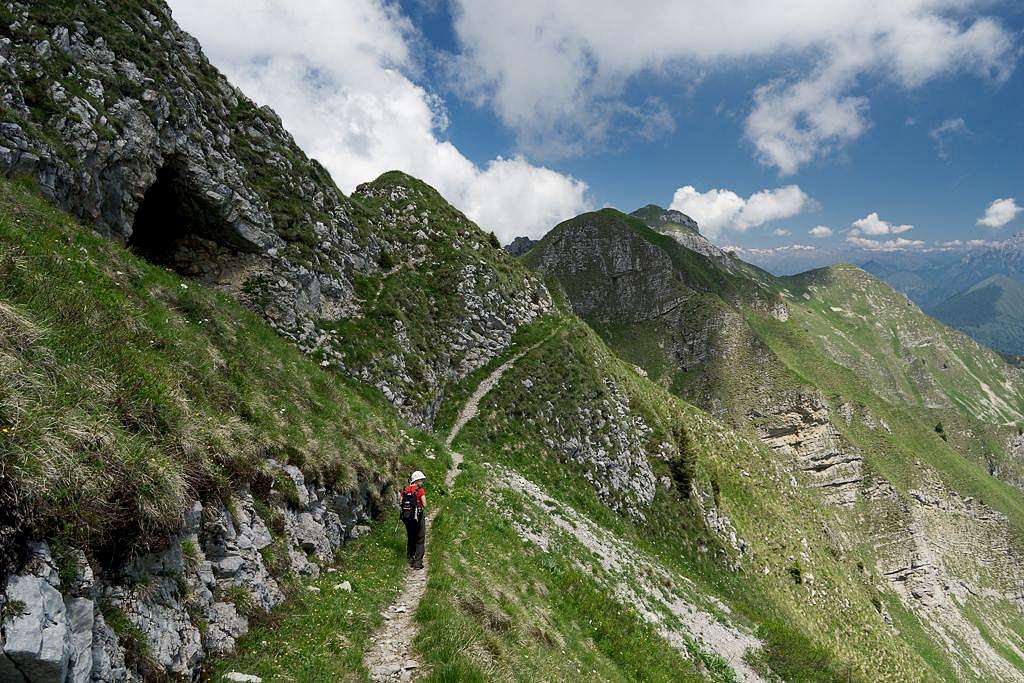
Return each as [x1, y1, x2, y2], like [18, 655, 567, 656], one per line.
[128, 161, 236, 278]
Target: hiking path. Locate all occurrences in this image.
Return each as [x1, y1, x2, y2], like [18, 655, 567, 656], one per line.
[363, 340, 542, 681]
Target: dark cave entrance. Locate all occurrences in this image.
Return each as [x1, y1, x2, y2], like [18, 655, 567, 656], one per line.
[128, 161, 238, 278]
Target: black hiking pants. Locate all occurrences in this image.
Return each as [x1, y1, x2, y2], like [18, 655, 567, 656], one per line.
[404, 514, 425, 567]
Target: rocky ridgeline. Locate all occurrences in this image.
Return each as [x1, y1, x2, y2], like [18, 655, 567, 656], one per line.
[0, 462, 378, 681]
[526, 211, 689, 325]
[0, 1, 549, 427]
[343, 178, 552, 429]
[502, 235, 538, 258]
[629, 205, 774, 285]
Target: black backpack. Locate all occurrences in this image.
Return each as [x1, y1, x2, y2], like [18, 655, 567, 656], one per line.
[400, 487, 420, 521]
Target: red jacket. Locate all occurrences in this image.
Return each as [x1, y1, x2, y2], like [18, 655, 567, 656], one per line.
[403, 483, 425, 508]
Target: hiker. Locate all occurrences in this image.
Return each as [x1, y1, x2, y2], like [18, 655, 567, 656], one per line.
[400, 471, 427, 570]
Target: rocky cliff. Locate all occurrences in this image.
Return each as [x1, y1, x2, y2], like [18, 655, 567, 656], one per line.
[1, 466, 377, 682]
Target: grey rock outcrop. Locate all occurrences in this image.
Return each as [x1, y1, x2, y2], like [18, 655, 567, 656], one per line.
[752, 392, 862, 506]
[630, 205, 771, 282]
[0, 468, 380, 681]
[527, 213, 684, 325]
[866, 471, 1024, 679]
[524, 209, 786, 420]
[0, 543, 72, 682]
[503, 236, 538, 257]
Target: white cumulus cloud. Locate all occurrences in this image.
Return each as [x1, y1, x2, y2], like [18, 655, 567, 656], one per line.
[847, 235, 924, 251]
[669, 184, 812, 239]
[809, 225, 834, 238]
[446, 0, 1016, 172]
[977, 197, 1022, 229]
[850, 212, 913, 236]
[773, 228, 792, 237]
[167, 0, 589, 241]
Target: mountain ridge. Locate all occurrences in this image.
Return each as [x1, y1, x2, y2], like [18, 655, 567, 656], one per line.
[523, 204, 1024, 678]
[927, 274, 1024, 354]
[4, 2, 1024, 682]
[863, 234, 1024, 353]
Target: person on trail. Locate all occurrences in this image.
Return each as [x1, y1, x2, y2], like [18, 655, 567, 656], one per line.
[400, 471, 427, 570]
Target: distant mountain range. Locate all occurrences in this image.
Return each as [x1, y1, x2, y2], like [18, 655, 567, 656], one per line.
[928, 275, 1024, 355]
[862, 232, 1024, 354]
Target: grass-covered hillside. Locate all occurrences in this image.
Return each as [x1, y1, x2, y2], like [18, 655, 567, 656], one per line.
[521, 205, 1024, 680]
[782, 265, 1024, 427]
[0, 176, 408, 570]
[5, 153, 1024, 680]
[927, 274, 1024, 355]
[412, 305, 989, 681]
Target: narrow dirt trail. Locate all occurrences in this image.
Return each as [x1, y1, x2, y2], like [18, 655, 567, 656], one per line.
[363, 341, 542, 681]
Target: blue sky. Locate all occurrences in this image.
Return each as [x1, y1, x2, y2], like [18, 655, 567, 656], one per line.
[171, 1, 1023, 268]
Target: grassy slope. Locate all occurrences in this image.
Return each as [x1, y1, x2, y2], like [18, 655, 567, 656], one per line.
[417, 309, 946, 682]
[0, 176, 410, 565]
[0, 175, 767, 682]
[782, 265, 1024, 426]
[776, 265, 1024, 489]
[927, 275, 1024, 355]
[517, 210, 1024, 679]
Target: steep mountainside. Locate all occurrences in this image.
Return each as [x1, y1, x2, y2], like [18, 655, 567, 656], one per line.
[526, 205, 1024, 680]
[928, 275, 1024, 355]
[5, 2, 1024, 682]
[0, 178, 452, 681]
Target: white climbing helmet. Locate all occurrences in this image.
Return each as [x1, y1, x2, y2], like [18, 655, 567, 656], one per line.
[410, 470, 426, 484]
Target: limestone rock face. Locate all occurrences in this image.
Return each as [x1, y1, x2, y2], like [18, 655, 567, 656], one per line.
[865, 472, 1024, 680]
[0, 470, 380, 681]
[528, 214, 683, 325]
[524, 209, 785, 422]
[0, 543, 72, 683]
[503, 236, 538, 257]
[753, 392, 862, 506]
[540, 377, 660, 518]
